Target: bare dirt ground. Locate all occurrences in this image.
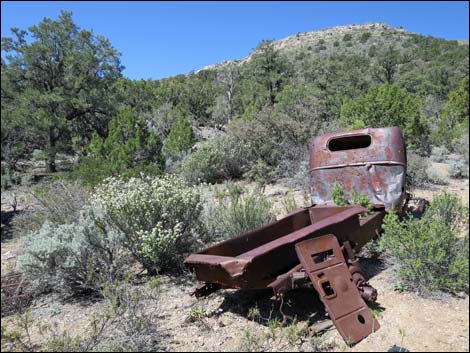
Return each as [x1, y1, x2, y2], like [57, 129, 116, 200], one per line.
[1, 167, 469, 352]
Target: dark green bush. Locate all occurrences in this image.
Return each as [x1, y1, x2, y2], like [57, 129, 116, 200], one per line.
[360, 32, 371, 43]
[379, 193, 469, 294]
[72, 108, 164, 187]
[162, 115, 196, 159]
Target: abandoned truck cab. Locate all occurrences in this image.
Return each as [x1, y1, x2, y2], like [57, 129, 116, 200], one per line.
[309, 126, 406, 212]
[184, 126, 407, 344]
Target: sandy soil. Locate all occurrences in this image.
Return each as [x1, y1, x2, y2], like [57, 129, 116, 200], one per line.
[1, 171, 469, 352]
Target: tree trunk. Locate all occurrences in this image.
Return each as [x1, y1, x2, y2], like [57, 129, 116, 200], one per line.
[46, 127, 57, 173]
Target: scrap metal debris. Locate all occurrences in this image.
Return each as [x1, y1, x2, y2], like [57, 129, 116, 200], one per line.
[185, 127, 409, 344]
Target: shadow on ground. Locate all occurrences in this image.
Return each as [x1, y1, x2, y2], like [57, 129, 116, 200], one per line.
[211, 287, 328, 326]
[360, 255, 387, 280]
[1, 210, 17, 242]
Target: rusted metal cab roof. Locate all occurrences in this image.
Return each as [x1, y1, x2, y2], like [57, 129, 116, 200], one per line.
[309, 127, 406, 211]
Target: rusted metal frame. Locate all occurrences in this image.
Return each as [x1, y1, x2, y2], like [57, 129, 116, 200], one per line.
[185, 206, 367, 290]
[295, 234, 380, 344]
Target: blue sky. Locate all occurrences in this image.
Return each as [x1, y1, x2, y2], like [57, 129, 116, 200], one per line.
[2, 1, 469, 80]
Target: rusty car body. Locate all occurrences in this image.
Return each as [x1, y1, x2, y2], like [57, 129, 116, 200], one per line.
[185, 126, 407, 343]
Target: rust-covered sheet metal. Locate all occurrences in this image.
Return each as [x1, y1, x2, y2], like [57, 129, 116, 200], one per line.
[184, 205, 383, 290]
[309, 127, 406, 211]
[295, 235, 380, 343]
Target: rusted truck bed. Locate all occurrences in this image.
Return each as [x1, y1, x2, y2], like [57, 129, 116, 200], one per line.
[185, 204, 384, 290]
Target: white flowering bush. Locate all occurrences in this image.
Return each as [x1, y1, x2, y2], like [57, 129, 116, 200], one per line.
[92, 174, 203, 273]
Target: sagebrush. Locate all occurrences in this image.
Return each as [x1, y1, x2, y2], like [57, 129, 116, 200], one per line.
[379, 193, 469, 294]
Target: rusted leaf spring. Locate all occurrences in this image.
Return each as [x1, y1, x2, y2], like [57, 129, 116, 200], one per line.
[185, 205, 383, 291]
[1, 272, 32, 317]
[310, 127, 406, 212]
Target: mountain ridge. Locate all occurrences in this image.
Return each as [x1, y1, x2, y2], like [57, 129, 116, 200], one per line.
[195, 22, 468, 74]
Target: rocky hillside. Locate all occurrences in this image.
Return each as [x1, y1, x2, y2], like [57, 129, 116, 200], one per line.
[197, 22, 467, 72]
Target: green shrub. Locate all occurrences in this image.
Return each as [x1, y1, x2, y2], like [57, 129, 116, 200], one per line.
[330, 182, 372, 213]
[73, 108, 164, 187]
[379, 193, 469, 294]
[229, 109, 310, 182]
[1, 165, 21, 190]
[426, 169, 449, 185]
[343, 33, 353, 42]
[19, 207, 128, 296]
[92, 174, 203, 274]
[330, 182, 348, 206]
[406, 150, 430, 189]
[204, 184, 275, 241]
[162, 115, 196, 159]
[181, 135, 246, 184]
[360, 32, 372, 43]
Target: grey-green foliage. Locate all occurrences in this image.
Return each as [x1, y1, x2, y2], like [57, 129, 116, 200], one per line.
[430, 146, 449, 163]
[449, 158, 469, 179]
[426, 169, 449, 185]
[11, 179, 88, 239]
[91, 175, 203, 274]
[20, 207, 128, 296]
[204, 184, 276, 241]
[181, 135, 247, 184]
[406, 150, 431, 189]
[379, 192, 469, 294]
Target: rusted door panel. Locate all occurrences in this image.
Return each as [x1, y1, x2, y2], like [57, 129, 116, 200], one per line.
[310, 166, 405, 211]
[295, 235, 380, 343]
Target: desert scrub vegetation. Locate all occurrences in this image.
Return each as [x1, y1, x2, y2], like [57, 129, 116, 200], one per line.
[91, 174, 203, 274]
[1, 277, 163, 352]
[11, 179, 89, 238]
[203, 184, 276, 241]
[181, 135, 247, 184]
[379, 193, 469, 295]
[18, 174, 204, 296]
[19, 207, 129, 296]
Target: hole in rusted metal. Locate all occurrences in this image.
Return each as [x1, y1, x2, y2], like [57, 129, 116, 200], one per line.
[312, 249, 334, 263]
[357, 314, 366, 324]
[328, 135, 371, 151]
[321, 281, 335, 296]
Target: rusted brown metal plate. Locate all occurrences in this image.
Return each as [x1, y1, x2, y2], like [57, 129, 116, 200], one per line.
[295, 234, 379, 344]
[309, 127, 406, 211]
[185, 205, 367, 289]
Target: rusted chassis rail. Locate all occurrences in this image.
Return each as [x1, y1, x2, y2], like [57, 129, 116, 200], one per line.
[185, 204, 384, 295]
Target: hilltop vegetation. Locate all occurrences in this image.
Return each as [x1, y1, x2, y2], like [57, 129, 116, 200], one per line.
[1, 13, 469, 187]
